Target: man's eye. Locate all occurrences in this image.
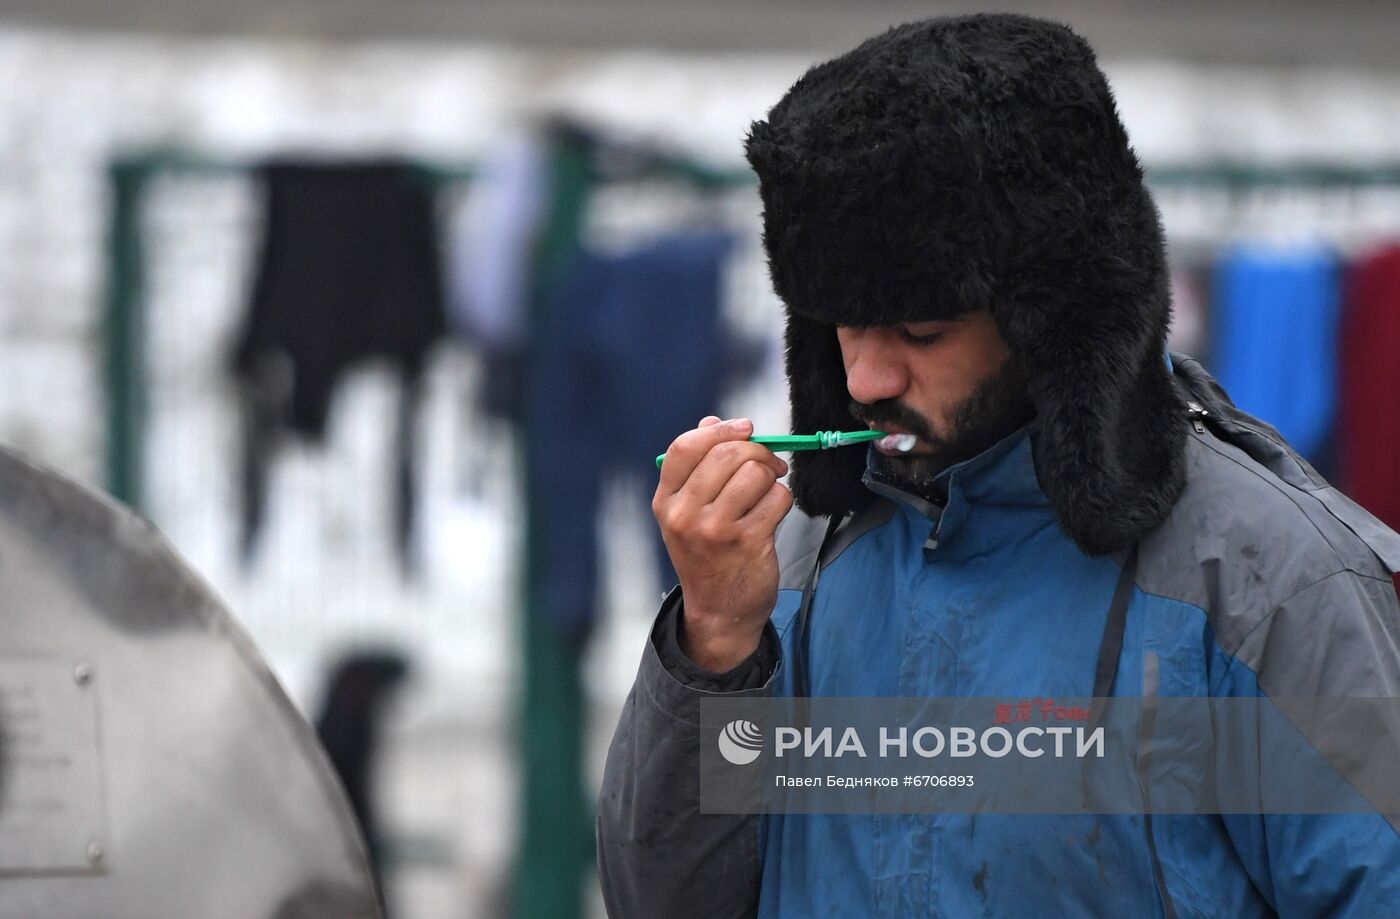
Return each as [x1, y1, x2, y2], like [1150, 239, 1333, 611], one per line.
[897, 326, 945, 345]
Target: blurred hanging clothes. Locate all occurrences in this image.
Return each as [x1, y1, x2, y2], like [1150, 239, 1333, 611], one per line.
[530, 229, 744, 643]
[1210, 243, 1341, 467]
[231, 160, 446, 575]
[314, 650, 410, 917]
[447, 134, 550, 423]
[1340, 243, 1400, 531]
[448, 134, 547, 351]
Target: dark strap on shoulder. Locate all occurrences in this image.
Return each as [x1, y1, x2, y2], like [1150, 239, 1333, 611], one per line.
[792, 512, 846, 700]
[1092, 543, 1140, 702]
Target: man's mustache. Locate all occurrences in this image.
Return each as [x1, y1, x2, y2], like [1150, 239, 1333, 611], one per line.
[848, 399, 937, 443]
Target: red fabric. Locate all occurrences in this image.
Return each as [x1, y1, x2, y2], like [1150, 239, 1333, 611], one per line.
[1339, 244, 1400, 532]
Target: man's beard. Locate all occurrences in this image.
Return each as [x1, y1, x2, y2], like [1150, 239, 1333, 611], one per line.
[849, 358, 1034, 505]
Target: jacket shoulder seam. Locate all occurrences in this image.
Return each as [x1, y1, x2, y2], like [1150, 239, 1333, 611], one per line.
[1129, 571, 1390, 697]
[1203, 567, 1367, 696]
[1193, 433, 1349, 570]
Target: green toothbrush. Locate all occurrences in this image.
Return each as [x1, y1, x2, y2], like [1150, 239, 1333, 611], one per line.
[655, 429, 887, 469]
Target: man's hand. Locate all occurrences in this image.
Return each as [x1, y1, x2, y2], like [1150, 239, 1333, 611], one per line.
[653, 416, 794, 672]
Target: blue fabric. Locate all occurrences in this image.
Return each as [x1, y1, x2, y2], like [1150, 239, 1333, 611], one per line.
[1211, 245, 1341, 463]
[753, 426, 1400, 917]
[530, 230, 736, 641]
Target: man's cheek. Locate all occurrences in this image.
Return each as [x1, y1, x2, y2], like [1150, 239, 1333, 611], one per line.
[920, 403, 957, 442]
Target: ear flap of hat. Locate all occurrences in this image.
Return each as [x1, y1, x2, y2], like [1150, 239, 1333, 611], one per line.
[1016, 338, 1187, 556]
[784, 312, 871, 517]
[991, 187, 1188, 555]
[1040, 343, 1186, 556]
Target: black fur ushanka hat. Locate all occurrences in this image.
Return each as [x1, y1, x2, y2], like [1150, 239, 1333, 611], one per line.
[744, 13, 1186, 555]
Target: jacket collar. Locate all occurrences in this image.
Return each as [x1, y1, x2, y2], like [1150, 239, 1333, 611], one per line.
[860, 422, 1053, 555]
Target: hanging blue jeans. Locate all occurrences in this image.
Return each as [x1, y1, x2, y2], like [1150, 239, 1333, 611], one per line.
[530, 230, 738, 642]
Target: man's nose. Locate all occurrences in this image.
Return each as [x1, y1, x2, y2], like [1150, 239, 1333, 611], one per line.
[843, 330, 909, 405]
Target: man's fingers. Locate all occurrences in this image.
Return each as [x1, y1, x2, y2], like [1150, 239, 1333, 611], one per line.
[711, 459, 779, 520]
[740, 480, 794, 532]
[680, 440, 787, 506]
[656, 417, 755, 496]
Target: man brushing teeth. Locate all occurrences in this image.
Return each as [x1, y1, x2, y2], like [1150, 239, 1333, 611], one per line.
[603, 14, 1400, 918]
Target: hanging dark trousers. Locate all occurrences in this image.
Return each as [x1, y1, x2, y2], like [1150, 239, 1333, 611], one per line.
[231, 160, 446, 575]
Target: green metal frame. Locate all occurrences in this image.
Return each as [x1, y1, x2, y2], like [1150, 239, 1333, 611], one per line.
[103, 157, 151, 507]
[1147, 161, 1400, 188]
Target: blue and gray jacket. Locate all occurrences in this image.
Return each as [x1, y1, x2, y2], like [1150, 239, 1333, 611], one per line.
[597, 356, 1400, 917]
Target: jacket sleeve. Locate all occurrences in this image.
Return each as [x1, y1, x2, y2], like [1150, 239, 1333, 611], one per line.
[596, 586, 782, 919]
[1218, 567, 1400, 916]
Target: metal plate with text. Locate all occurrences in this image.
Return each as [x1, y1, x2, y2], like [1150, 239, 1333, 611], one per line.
[0, 656, 106, 874]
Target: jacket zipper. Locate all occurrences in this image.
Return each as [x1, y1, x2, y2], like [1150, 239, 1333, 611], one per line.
[1186, 401, 1209, 434]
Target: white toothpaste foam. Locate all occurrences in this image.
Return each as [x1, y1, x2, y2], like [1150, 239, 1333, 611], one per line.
[877, 433, 918, 453]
